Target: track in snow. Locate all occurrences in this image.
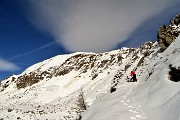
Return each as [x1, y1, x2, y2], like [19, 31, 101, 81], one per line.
[119, 87, 147, 120]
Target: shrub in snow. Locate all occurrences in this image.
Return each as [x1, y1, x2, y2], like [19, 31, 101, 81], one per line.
[7, 108, 13, 112]
[76, 91, 86, 111]
[169, 64, 180, 82]
[110, 87, 116, 93]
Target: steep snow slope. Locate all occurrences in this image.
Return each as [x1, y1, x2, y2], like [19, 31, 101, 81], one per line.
[0, 43, 154, 120]
[82, 36, 180, 120]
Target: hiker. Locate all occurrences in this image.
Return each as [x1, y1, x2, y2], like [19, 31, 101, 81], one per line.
[130, 71, 137, 82]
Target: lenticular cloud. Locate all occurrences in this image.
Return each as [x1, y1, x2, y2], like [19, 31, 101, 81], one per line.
[28, 0, 177, 52]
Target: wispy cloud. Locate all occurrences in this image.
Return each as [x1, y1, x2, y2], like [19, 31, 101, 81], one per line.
[0, 42, 55, 72]
[28, 0, 179, 52]
[0, 58, 20, 72]
[9, 42, 56, 60]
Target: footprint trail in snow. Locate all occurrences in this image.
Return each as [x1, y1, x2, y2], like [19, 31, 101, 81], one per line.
[119, 88, 147, 120]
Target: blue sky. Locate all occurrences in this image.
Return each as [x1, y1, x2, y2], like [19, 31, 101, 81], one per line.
[0, 0, 68, 80]
[0, 0, 179, 80]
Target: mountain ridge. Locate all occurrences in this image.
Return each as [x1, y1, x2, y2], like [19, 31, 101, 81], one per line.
[0, 14, 180, 120]
[0, 41, 155, 119]
[0, 41, 154, 91]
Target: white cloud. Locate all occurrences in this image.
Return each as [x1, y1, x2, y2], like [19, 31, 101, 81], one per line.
[28, 0, 178, 52]
[0, 58, 20, 72]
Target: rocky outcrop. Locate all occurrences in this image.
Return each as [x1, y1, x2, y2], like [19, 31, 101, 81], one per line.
[0, 41, 155, 90]
[157, 14, 180, 50]
[170, 14, 180, 26]
[12, 53, 123, 89]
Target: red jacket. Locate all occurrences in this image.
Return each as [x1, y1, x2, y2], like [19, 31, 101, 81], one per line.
[130, 71, 135, 76]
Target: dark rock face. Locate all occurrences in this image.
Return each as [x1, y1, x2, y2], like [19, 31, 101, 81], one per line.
[157, 14, 180, 50]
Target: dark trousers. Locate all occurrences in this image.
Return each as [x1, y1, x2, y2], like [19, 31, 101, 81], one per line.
[131, 74, 137, 82]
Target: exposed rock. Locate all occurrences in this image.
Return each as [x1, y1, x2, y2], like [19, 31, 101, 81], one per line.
[0, 41, 155, 91]
[170, 14, 180, 26]
[157, 14, 180, 50]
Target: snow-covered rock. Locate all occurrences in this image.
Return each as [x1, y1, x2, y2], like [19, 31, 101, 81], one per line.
[82, 36, 180, 120]
[1, 34, 180, 120]
[1, 33, 180, 120]
[0, 41, 154, 120]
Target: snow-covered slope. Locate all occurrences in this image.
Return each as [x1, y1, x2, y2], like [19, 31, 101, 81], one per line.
[82, 36, 180, 120]
[0, 38, 180, 120]
[1, 14, 180, 120]
[0, 42, 154, 120]
[0, 35, 180, 120]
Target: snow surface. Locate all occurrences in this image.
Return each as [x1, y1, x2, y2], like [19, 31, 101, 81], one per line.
[0, 36, 180, 120]
[82, 36, 180, 120]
